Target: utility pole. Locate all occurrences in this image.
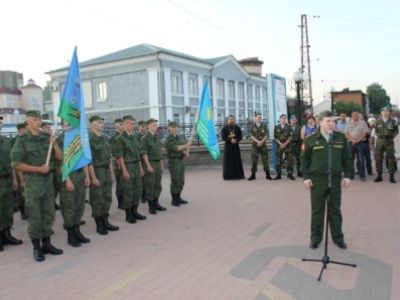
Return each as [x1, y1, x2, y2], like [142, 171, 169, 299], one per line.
[299, 14, 313, 114]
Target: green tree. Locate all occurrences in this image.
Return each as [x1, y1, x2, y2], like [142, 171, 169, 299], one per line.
[366, 83, 391, 115]
[333, 100, 364, 116]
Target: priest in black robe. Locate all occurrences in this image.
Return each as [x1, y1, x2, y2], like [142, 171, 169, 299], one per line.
[221, 115, 245, 180]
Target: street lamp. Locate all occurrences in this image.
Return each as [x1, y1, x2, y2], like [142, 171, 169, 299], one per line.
[293, 70, 304, 124]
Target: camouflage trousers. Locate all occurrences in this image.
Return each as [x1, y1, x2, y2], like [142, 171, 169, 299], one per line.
[113, 161, 123, 199]
[251, 146, 270, 173]
[122, 162, 142, 208]
[169, 158, 185, 195]
[276, 146, 293, 175]
[290, 142, 301, 172]
[24, 173, 55, 239]
[375, 138, 396, 174]
[89, 167, 112, 218]
[0, 176, 14, 230]
[60, 170, 86, 228]
[144, 161, 162, 202]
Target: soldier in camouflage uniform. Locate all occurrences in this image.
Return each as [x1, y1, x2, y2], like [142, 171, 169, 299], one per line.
[301, 111, 353, 250]
[374, 107, 399, 183]
[11, 110, 63, 262]
[248, 113, 272, 180]
[137, 121, 147, 203]
[57, 124, 91, 248]
[141, 119, 166, 214]
[289, 115, 302, 177]
[88, 116, 119, 235]
[10, 122, 27, 219]
[273, 114, 294, 180]
[109, 118, 124, 209]
[165, 121, 192, 206]
[114, 115, 146, 223]
[0, 115, 23, 252]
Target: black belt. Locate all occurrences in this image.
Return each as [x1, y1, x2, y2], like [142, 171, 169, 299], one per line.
[94, 165, 109, 169]
[169, 157, 183, 160]
[0, 174, 10, 179]
[28, 172, 50, 177]
[149, 159, 161, 162]
[125, 161, 140, 164]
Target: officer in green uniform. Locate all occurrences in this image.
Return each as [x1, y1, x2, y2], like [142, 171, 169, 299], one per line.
[141, 119, 166, 214]
[273, 114, 294, 180]
[374, 107, 398, 183]
[137, 121, 147, 203]
[301, 111, 353, 250]
[10, 122, 27, 219]
[289, 115, 302, 177]
[11, 110, 63, 262]
[114, 115, 146, 223]
[41, 121, 60, 210]
[0, 115, 23, 252]
[88, 115, 119, 235]
[248, 113, 272, 181]
[110, 118, 124, 209]
[165, 121, 192, 206]
[57, 124, 91, 247]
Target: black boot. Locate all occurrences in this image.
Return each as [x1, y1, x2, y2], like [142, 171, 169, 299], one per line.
[54, 201, 60, 210]
[125, 208, 136, 224]
[390, 174, 396, 184]
[297, 171, 303, 177]
[178, 194, 188, 204]
[32, 239, 45, 262]
[132, 205, 146, 220]
[95, 217, 108, 235]
[0, 230, 3, 251]
[265, 172, 272, 180]
[66, 227, 81, 247]
[42, 237, 63, 255]
[103, 214, 119, 231]
[117, 194, 124, 210]
[74, 225, 90, 243]
[154, 198, 167, 211]
[171, 194, 180, 206]
[274, 173, 282, 180]
[20, 204, 28, 220]
[287, 173, 295, 180]
[374, 174, 383, 182]
[3, 227, 23, 245]
[248, 173, 256, 181]
[148, 200, 157, 215]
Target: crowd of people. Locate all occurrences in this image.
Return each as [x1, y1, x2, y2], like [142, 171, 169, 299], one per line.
[0, 111, 191, 261]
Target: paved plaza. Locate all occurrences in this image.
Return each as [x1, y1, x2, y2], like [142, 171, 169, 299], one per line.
[1, 131, 400, 300]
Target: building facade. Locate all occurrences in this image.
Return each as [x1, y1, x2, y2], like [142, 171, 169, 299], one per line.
[48, 44, 276, 125]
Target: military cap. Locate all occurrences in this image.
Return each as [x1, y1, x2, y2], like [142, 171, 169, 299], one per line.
[122, 115, 136, 121]
[381, 106, 390, 112]
[89, 115, 104, 123]
[254, 111, 262, 117]
[168, 121, 178, 127]
[138, 121, 146, 126]
[41, 121, 51, 127]
[114, 118, 123, 123]
[25, 110, 41, 118]
[147, 118, 158, 125]
[279, 113, 287, 119]
[290, 115, 297, 120]
[16, 123, 26, 130]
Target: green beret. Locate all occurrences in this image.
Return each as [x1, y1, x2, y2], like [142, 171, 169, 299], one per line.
[255, 112, 262, 117]
[279, 114, 287, 119]
[89, 115, 104, 123]
[26, 110, 41, 118]
[41, 122, 51, 127]
[122, 115, 135, 121]
[138, 121, 146, 126]
[168, 121, 178, 127]
[16, 123, 26, 130]
[114, 118, 123, 123]
[290, 115, 297, 120]
[147, 118, 158, 125]
[381, 106, 390, 112]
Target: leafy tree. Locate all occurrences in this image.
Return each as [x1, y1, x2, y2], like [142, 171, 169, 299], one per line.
[367, 83, 391, 115]
[333, 100, 364, 116]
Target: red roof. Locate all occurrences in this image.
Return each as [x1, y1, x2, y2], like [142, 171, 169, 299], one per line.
[0, 87, 22, 95]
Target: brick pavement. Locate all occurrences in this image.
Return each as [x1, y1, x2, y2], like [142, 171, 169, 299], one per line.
[0, 157, 399, 299]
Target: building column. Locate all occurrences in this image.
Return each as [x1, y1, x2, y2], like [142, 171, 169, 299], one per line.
[211, 76, 218, 123]
[244, 83, 248, 119]
[147, 67, 160, 120]
[183, 71, 190, 124]
[163, 68, 173, 122]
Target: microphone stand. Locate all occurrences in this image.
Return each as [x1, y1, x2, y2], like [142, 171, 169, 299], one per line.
[302, 132, 356, 281]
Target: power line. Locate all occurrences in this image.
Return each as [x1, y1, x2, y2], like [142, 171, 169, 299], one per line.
[313, 51, 400, 61]
[310, 15, 400, 28]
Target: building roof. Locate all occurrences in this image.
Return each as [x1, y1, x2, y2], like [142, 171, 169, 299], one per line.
[48, 44, 232, 74]
[331, 89, 365, 95]
[20, 79, 41, 89]
[0, 87, 22, 95]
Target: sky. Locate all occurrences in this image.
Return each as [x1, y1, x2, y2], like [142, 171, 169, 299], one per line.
[1, 0, 399, 106]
